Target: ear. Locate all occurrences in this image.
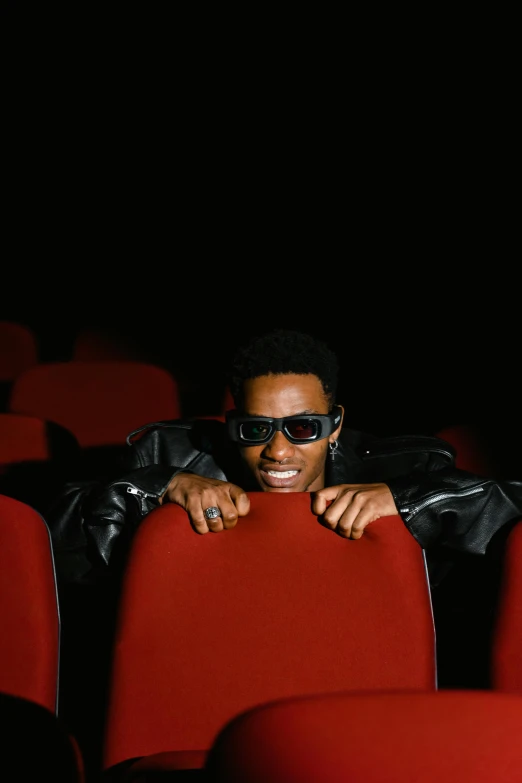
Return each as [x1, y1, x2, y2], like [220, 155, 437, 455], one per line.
[331, 405, 344, 440]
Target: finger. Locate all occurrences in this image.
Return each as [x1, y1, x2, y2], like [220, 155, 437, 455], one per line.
[334, 513, 355, 538]
[191, 511, 218, 535]
[311, 487, 339, 516]
[333, 504, 361, 538]
[350, 511, 379, 539]
[221, 490, 251, 530]
[203, 497, 242, 533]
[318, 495, 352, 531]
[205, 509, 225, 533]
[230, 488, 251, 518]
[192, 517, 212, 535]
[189, 500, 223, 535]
[349, 519, 365, 539]
[220, 505, 239, 531]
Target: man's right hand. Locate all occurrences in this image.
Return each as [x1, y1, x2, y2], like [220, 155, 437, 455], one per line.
[160, 473, 250, 534]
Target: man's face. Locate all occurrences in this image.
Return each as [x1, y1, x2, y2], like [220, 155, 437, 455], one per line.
[237, 373, 343, 493]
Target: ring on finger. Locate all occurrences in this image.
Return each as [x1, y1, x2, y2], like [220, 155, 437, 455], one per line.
[203, 506, 221, 521]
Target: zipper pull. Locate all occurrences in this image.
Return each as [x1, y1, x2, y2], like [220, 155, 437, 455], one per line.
[127, 487, 151, 499]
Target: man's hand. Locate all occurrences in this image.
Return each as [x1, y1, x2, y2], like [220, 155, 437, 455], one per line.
[161, 473, 250, 534]
[311, 483, 398, 539]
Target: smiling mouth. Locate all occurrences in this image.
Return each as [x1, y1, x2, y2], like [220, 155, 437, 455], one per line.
[266, 470, 298, 478]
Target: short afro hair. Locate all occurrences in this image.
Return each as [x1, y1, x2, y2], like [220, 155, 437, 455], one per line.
[226, 329, 339, 411]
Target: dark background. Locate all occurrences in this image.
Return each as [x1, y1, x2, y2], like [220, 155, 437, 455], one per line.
[2, 3, 518, 460]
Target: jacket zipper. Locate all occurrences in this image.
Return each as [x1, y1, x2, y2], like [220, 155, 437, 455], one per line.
[401, 485, 485, 522]
[126, 486, 153, 499]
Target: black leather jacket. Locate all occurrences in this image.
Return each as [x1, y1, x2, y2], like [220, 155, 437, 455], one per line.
[48, 418, 522, 587]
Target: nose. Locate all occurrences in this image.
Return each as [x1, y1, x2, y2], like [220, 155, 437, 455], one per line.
[262, 429, 295, 460]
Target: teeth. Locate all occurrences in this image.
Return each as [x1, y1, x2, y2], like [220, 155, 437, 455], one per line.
[267, 470, 298, 478]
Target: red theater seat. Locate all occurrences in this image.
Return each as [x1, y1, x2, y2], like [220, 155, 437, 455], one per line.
[8, 360, 181, 448]
[204, 689, 522, 783]
[102, 492, 436, 778]
[0, 493, 60, 713]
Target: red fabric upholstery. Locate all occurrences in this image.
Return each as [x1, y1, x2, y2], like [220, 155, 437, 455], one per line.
[103, 493, 435, 774]
[8, 360, 181, 448]
[0, 494, 60, 713]
[491, 518, 522, 693]
[0, 320, 38, 382]
[204, 689, 522, 782]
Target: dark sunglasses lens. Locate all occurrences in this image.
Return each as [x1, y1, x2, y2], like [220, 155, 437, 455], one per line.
[239, 421, 273, 442]
[285, 419, 320, 441]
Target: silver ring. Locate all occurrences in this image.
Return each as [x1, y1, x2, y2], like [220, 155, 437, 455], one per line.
[204, 506, 221, 521]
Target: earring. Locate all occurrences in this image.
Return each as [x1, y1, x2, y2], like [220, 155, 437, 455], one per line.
[328, 440, 339, 460]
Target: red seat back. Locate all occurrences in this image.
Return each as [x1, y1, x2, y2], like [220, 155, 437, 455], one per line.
[103, 493, 436, 773]
[0, 494, 60, 713]
[204, 690, 522, 782]
[8, 360, 181, 448]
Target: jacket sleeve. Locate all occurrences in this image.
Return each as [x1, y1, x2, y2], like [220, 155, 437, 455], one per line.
[47, 464, 183, 585]
[387, 468, 522, 555]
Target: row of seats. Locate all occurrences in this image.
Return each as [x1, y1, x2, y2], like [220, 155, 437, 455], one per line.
[0, 320, 171, 378]
[1, 319, 512, 471]
[0, 319, 514, 479]
[0, 320, 232, 420]
[2, 491, 522, 780]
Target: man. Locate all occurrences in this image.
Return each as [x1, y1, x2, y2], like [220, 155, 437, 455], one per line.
[49, 327, 522, 589]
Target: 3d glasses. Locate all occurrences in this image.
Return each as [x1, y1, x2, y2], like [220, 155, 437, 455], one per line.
[226, 406, 343, 446]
